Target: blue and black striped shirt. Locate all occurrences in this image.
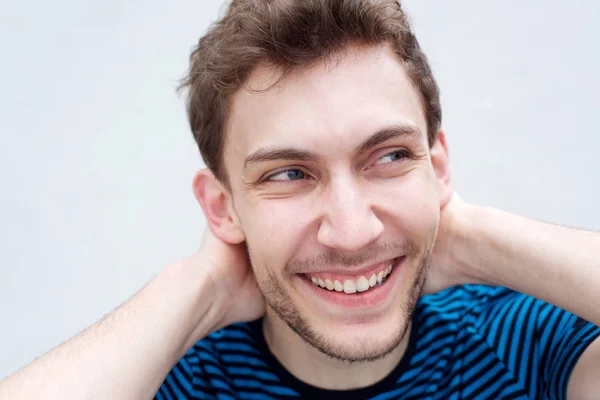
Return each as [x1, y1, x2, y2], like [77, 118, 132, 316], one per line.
[156, 285, 600, 399]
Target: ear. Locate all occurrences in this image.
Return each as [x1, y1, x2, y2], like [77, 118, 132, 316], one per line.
[192, 169, 245, 245]
[430, 130, 453, 210]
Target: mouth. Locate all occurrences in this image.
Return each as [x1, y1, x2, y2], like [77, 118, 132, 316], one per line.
[297, 256, 405, 309]
[305, 258, 396, 294]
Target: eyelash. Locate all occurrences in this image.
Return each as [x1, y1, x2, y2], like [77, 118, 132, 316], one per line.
[372, 149, 410, 166]
[262, 149, 411, 182]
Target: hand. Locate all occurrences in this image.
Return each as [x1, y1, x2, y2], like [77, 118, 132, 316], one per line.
[422, 193, 477, 295]
[195, 227, 265, 330]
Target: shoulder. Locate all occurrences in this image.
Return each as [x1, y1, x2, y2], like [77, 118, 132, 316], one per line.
[156, 322, 265, 399]
[417, 284, 520, 318]
[201, 321, 259, 349]
[188, 321, 265, 369]
[419, 284, 515, 305]
[415, 284, 555, 348]
[417, 285, 600, 399]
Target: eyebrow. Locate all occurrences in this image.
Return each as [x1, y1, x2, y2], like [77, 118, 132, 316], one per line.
[243, 123, 423, 170]
[354, 124, 423, 154]
[244, 148, 321, 169]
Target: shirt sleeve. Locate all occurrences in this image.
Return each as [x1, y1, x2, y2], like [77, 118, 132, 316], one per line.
[537, 306, 600, 399]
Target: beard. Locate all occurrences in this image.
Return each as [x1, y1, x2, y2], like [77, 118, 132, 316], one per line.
[247, 239, 433, 363]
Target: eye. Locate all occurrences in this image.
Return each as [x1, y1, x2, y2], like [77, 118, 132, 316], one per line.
[374, 150, 408, 165]
[266, 169, 307, 182]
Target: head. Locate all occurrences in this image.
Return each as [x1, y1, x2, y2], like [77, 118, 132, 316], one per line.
[188, 0, 452, 362]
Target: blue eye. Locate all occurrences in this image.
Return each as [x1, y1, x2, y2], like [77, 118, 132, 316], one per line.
[268, 169, 306, 181]
[375, 150, 407, 165]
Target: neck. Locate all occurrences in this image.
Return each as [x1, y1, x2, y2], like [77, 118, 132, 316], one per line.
[262, 309, 410, 390]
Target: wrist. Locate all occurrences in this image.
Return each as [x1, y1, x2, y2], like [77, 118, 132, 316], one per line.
[159, 255, 226, 357]
[450, 202, 494, 287]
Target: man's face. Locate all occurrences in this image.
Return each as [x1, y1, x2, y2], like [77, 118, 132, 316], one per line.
[223, 44, 444, 362]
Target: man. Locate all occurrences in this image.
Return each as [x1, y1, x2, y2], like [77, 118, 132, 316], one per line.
[1, 0, 599, 399]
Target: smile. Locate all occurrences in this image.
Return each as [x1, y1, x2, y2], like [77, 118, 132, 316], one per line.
[298, 256, 405, 309]
[307, 261, 394, 294]
[302, 256, 402, 295]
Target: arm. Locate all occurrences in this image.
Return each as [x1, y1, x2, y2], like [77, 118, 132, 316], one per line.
[0, 230, 263, 400]
[456, 203, 600, 327]
[434, 196, 600, 399]
[0, 259, 217, 400]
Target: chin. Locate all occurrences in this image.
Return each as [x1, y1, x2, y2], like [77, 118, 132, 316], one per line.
[259, 248, 429, 363]
[272, 265, 423, 363]
[312, 311, 412, 362]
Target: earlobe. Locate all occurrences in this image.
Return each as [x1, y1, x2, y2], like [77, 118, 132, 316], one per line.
[430, 130, 454, 210]
[192, 169, 246, 244]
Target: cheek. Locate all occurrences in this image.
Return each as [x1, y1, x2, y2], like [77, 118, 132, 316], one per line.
[238, 196, 315, 272]
[257, 198, 312, 245]
[377, 172, 440, 241]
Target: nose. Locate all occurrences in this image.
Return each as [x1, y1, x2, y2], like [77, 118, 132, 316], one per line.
[317, 177, 384, 252]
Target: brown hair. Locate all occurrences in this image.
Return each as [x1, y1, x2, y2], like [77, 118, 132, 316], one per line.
[181, 0, 441, 183]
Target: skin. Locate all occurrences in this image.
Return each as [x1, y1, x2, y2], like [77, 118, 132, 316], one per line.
[435, 199, 600, 399]
[196, 43, 452, 388]
[0, 43, 598, 400]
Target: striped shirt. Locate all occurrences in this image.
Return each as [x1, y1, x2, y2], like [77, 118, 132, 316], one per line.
[155, 285, 600, 399]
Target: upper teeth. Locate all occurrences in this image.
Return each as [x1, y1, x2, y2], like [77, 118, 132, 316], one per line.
[308, 262, 394, 294]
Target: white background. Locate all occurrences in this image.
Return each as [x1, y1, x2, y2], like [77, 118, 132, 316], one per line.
[1, 0, 599, 378]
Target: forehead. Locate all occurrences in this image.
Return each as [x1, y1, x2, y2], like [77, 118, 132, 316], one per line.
[224, 44, 427, 172]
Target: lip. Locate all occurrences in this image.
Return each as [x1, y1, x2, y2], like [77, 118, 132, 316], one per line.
[302, 258, 395, 282]
[297, 256, 405, 310]
[304, 257, 395, 277]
